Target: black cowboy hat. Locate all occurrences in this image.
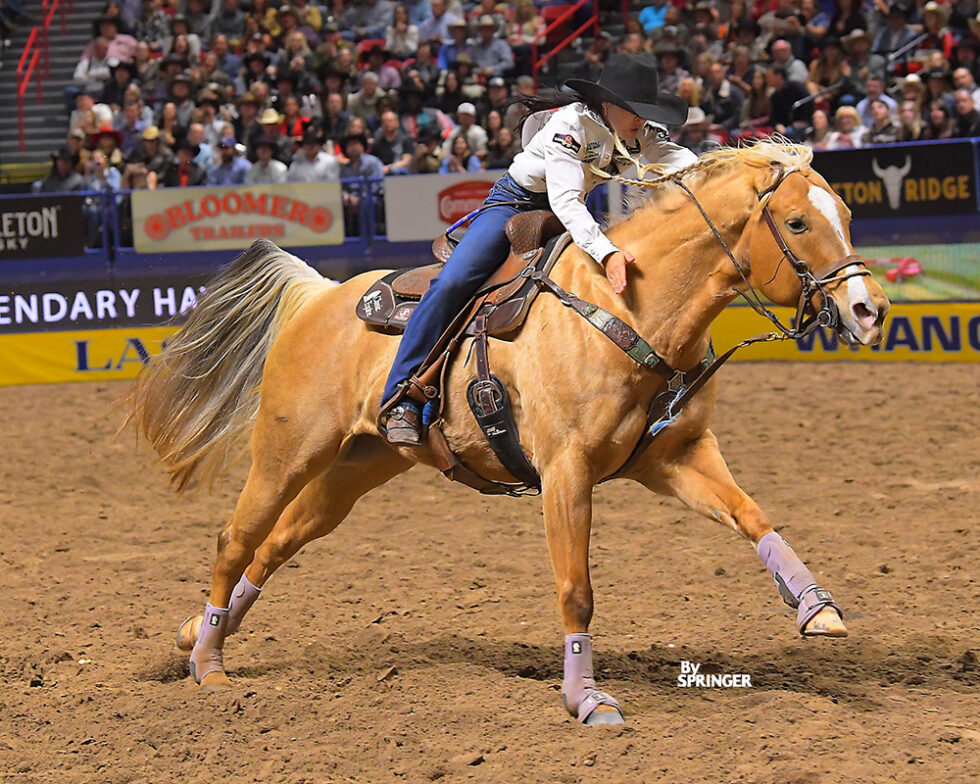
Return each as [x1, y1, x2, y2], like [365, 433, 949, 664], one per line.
[52, 145, 80, 164]
[564, 52, 688, 126]
[253, 134, 279, 152]
[175, 137, 200, 156]
[340, 132, 368, 149]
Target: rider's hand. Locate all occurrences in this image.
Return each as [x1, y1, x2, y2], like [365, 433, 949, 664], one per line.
[603, 250, 634, 294]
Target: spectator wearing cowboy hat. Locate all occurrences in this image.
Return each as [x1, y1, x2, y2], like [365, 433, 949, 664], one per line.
[90, 126, 126, 170]
[102, 58, 139, 108]
[133, 125, 174, 175]
[288, 127, 340, 182]
[88, 14, 138, 61]
[168, 72, 197, 128]
[677, 106, 719, 155]
[161, 137, 208, 187]
[655, 41, 690, 95]
[338, 131, 385, 236]
[65, 127, 92, 174]
[245, 135, 289, 184]
[208, 136, 252, 185]
[234, 91, 261, 150]
[470, 14, 513, 78]
[437, 17, 470, 71]
[362, 44, 402, 90]
[872, 2, 918, 58]
[256, 107, 293, 163]
[840, 28, 886, 89]
[410, 128, 444, 173]
[37, 147, 85, 193]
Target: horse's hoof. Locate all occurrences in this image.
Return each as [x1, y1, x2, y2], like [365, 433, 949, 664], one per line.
[176, 614, 203, 651]
[199, 670, 232, 691]
[584, 705, 625, 726]
[802, 606, 848, 637]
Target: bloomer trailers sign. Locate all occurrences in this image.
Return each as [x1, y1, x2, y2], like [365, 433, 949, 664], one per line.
[131, 181, 344, 253]
[0, 195, 85, 259]
[384, 172, 497, 242]
[813, 141, 977, 219]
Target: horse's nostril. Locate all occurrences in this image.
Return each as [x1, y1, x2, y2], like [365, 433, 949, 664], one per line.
[852, 301, 875, 322]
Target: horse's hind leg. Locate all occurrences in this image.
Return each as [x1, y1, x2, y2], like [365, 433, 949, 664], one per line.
[178, 441, 412, 653]
[634, 430, 847, 637]
[187, 414, 344, 687]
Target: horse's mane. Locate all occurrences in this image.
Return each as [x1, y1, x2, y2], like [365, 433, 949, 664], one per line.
[605, 139, 814, 231]
[641, 139, 813, 190]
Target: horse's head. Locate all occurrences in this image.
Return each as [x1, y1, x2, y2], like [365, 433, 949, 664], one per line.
[740, 167, 889, 347]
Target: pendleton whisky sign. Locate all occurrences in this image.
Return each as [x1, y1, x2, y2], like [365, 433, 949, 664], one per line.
[813, 141, 977, 219]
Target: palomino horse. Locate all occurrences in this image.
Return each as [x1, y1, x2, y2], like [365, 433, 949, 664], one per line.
[129, 141, 890, 725]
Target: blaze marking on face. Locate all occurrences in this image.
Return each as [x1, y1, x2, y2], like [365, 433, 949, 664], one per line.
[807, 184, 849, 254]
[807, 185, 875, 332]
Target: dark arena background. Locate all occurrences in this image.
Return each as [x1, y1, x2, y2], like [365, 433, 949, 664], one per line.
[1, 0, 978, 781]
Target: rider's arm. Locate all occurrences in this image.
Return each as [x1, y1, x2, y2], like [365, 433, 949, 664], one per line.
[543, 125, 620, 265]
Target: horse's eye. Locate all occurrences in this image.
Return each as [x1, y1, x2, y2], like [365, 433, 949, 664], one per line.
[786, 217, 807, 233]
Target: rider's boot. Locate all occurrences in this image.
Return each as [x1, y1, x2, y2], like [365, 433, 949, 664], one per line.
[383, 398, 423, 446]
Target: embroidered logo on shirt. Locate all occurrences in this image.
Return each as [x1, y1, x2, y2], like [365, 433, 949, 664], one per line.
[552, 133, 582, 153]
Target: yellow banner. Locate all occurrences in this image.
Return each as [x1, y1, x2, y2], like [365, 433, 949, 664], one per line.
[131, 181, 344, 253]
[0, 302, 978, 387]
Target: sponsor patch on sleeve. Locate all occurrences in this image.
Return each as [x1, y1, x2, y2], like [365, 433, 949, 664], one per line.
[552, 133, 582, 154]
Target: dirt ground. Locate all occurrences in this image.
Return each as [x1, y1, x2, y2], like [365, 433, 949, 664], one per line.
[1, 362, 977, 784]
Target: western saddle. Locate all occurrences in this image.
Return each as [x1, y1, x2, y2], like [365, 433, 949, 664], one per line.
[356, 209, 571, 495]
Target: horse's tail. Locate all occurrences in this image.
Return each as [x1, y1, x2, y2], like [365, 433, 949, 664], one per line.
[126, 238, 335, 493]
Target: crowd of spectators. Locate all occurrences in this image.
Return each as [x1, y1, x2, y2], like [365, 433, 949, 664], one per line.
[37, 0, 980, 240]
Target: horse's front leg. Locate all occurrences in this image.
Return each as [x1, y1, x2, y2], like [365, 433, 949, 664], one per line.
[635, 430, 846, 637]
[542, 454, 625, 726]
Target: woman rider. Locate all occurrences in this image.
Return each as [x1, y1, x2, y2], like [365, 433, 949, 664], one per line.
[381, 53, 697, 445]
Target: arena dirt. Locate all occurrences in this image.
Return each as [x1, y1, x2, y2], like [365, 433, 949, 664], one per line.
[1, 362, 977, 784]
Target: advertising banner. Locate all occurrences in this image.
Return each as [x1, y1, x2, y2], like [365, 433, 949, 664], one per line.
[131, 182, 344, 253]
[384, 172, 498, 242]
[0, 195, 86, 260]
[2, 302, 978, 387]
[813, 141, 977, 219]
[0, 274, 209, 333]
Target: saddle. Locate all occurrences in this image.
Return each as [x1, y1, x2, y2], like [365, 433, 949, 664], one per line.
[356, 209, 568, 338]
[356, 209, 571, 495]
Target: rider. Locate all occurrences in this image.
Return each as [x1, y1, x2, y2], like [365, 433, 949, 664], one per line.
[381, 53, 697, 445]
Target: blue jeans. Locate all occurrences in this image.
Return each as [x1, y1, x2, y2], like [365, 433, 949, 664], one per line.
[382, 173, 550, 406]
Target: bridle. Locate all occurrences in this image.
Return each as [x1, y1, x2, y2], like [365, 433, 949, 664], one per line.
[675, 165, 872, 341]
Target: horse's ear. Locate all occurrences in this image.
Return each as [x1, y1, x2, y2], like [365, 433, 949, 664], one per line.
[754, 163, 784, 203]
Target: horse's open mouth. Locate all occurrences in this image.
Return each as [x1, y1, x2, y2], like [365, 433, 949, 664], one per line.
[836, 323, 863, 349]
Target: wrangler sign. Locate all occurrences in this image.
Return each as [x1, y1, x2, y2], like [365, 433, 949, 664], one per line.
[132, 181, 344, 253]
[813, 141, 977, 219]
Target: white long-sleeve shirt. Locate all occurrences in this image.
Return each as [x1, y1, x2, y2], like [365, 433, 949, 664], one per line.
[508, 102, 697, 264]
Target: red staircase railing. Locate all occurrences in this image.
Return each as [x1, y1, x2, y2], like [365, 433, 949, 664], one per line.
[16, 0, 71, 152]
[531, 0, 599, 86]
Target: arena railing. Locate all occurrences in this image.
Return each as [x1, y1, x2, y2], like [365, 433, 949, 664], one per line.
[531, 0, 599, 87]
[16, 0, 71, 152]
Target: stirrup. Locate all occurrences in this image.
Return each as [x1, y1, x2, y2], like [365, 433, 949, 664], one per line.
[382, 403, 423, 446]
